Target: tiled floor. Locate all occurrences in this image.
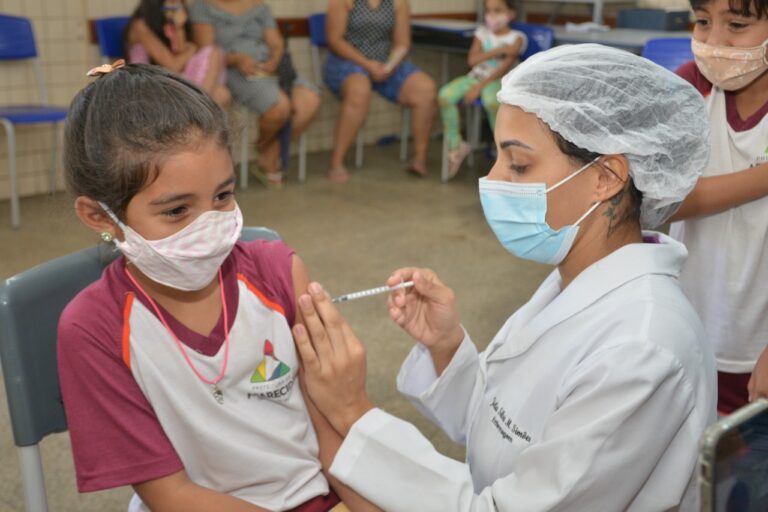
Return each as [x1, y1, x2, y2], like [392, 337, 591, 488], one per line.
[0, 144, 549, 511]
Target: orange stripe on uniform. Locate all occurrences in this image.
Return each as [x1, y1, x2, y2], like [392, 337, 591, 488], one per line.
[237, 273, 286, 316]
[122, 293, 135, 369]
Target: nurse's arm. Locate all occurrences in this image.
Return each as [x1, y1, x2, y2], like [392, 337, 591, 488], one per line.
[330, 343, 698, 511]
[669, 161, 768, 221]
[291, 256, 383, 512]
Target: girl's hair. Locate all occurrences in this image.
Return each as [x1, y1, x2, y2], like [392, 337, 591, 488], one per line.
[63, 64, 229, 218]
[552, 131, 643, 223]
[487, 0, 518, 10]
[689, 0, 768, 18]
[124, 0, 193, 57]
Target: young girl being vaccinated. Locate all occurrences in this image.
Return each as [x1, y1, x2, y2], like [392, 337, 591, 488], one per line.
[671, 0, 768, 413]
[57, 63, 379, 512]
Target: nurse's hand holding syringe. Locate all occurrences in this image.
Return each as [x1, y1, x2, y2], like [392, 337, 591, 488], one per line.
[292, 268, 466, 436]
[386, 268, 465, 377]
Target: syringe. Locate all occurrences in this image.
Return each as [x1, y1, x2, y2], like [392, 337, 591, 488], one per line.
[332, 281, 415, 303]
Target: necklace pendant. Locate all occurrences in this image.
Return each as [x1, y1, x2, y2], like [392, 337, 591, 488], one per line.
[212, 384, 224, 405]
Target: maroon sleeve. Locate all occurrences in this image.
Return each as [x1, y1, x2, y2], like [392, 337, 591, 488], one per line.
[239, 240, 297, 325]
[58, 280, 183, 492]
[676, 60, 713, 96]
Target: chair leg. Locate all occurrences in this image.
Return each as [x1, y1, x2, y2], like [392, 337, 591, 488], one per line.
[2, 120, 20, 229]
[49, 124, 59, 194]
[471, 106, 483, 170]
[400, 108, 410, 162]
[441, 130, 449, 183]
[239, 109, 249, 190]
[465, 105, 475, 167]
[18, 445, 49, 512]
[355, 128, 364, 169]
[298, 133, 307, 183]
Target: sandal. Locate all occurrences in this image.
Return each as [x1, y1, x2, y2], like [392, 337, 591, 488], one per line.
[253, 170, 285, 189]
[446, 142, 471, 180]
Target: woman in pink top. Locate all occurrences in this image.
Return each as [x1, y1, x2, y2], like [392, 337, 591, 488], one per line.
[125, 0, 231, 107]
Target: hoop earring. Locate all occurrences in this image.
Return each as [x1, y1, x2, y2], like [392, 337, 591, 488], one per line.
[100, 231, 114, 243]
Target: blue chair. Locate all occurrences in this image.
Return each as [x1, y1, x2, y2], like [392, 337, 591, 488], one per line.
[94, 16, 130, 62]
[641, 37, 693, 72]
[0, 226, 280, 511]
[308, 12, 411, 170]
[459, 23, 554, 180]
[0, 15, 68, 229]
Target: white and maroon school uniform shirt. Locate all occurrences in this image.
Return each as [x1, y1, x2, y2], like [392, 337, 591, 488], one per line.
[58, 240, 331, 511]
[671, 62, 768, 374]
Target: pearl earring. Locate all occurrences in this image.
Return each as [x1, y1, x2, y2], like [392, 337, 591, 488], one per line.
[100, 231, 114, 243]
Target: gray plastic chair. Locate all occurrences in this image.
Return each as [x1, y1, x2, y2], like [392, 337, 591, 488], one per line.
[0, 226, 280, 511]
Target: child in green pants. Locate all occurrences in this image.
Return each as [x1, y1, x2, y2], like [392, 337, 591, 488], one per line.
[438, 0, 526, 178]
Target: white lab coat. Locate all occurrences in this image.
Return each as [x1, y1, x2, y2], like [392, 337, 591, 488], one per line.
[330, 233, 716, 512]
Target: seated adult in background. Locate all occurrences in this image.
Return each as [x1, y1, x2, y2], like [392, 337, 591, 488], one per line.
[125, 0, 231, 107]
[189, 0, 321, 188]
[325, 0, 437, 183]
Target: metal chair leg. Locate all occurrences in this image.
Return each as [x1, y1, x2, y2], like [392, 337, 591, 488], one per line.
[18, 445, 49, 512]
[2, 120, 20, 228]
[298, 133, 307, 183]
[471, 106, 483, 170]
[465, 105, 475, 167]
[355, 129, 364, 168]
[49, 124, 59, 194]
[239, 108, 249, 190]
[400, 108, 410, 162]
[441, 130, 449, 183]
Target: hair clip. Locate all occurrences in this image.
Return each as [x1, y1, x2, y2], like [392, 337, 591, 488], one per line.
[86, 59, 126, 77]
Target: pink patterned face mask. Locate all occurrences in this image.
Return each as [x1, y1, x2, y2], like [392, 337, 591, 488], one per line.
[692, 38, 768, 91]
[485, 13, 511, 32]
[100, 202, 243, 291]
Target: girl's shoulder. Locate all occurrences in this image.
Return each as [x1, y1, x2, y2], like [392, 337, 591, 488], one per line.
[58, 257, 131, 356]
[676, 60, 712, 96]
[231, 239, 297, 324]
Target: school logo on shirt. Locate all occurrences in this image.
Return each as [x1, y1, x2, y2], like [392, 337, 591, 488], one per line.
[247, 339, 295, 401]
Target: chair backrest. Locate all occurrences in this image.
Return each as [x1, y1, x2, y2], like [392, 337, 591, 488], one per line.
[0, 226, 280, 448]
[641, 37, 693, 72]
[308, 13, 327, 85]
[0, 14, 50, 104]
[308, 13, 327, 48]
[0, 14, 37, 60]
[94, 16, 131, 62]
[511, 22, 555, 61]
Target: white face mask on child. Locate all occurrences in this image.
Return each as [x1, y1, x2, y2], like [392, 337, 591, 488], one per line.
[99, 202, 243, 291]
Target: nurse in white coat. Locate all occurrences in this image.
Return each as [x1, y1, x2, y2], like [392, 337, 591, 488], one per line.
[293, 45, 717, 512]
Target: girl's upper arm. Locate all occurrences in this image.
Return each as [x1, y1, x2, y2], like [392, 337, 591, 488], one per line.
[467, 37, 482, 66]
[129, 19, 181, 70]
[392, 0, 412, 50]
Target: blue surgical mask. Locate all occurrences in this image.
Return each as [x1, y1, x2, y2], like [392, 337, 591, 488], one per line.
[479, 158, 601, 265]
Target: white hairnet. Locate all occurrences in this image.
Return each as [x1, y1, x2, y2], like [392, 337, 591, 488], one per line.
[497, 44, 710, 228]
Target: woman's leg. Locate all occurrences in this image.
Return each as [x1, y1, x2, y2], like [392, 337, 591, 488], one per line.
[329, 73, 372, 182]
[257, 90, 291, 179]
[439, 75, 479, 151]
[480, 80, 502, 133]
[398, 71, 437, 175]
[291, 86, 321, 140]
